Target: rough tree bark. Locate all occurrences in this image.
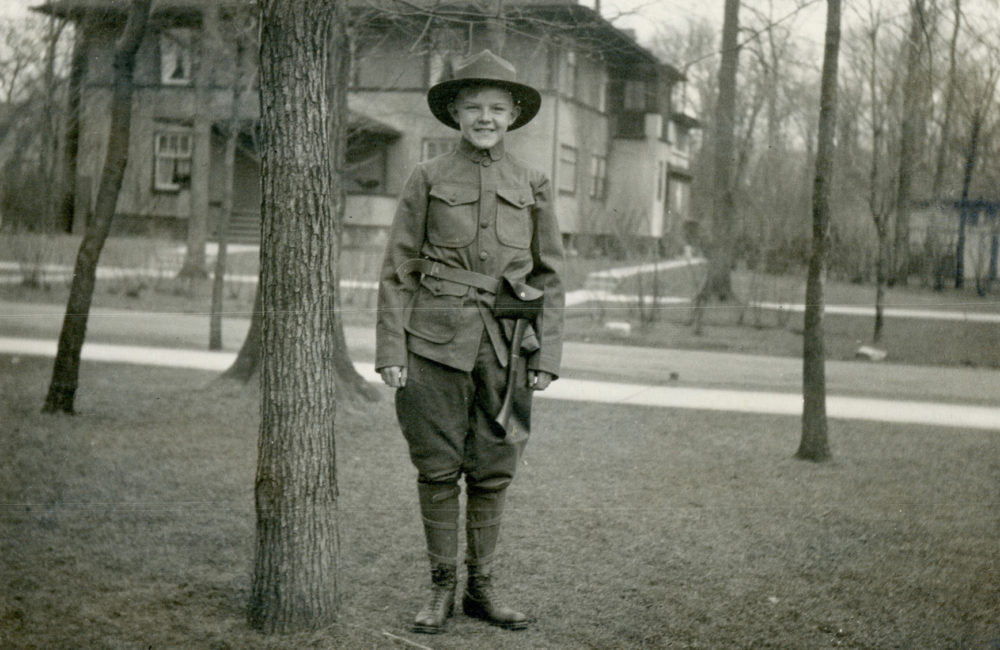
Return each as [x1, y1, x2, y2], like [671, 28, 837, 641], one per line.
[797, 0, 841, 463]
[248, 0, 342, 633]
[42, 0, 151, 414]
[692, 0, 739, 333]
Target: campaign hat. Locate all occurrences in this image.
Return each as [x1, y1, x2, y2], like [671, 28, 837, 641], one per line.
[427, 50, 541, 131]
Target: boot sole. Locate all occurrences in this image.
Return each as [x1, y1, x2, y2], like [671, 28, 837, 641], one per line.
[411, 623, 447, 634]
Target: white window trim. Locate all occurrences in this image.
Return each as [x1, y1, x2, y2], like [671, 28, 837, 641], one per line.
[154, 131, 193, 192]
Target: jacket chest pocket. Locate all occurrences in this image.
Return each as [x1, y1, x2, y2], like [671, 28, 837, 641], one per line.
[427, 184, 478, 248]
[496, 187, 534, 249]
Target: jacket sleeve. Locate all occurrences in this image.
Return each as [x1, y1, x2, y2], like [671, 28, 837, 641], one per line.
[375, 166, 428, 371]
[526, 174, 565, 378]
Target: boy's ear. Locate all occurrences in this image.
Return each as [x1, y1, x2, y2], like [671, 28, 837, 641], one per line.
[511, 104, 522, 121]
[447, 102, 459, 122]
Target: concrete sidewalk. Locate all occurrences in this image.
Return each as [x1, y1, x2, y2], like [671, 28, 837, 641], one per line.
[4, 335, 999, 431]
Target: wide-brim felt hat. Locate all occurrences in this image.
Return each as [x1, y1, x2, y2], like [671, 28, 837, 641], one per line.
[427, 50, 541, 131]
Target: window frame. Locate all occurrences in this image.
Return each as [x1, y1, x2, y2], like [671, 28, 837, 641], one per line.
[589, 154, 607, 200]
[558, 144, 578, 195]
[153, 130, 193, 192]
[160, 29, 194, 86]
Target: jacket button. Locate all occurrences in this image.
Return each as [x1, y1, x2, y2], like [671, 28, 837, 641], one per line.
[479, 251, 489, 260]
[481, 159, 491, 167]
[481, 221, 489, 229]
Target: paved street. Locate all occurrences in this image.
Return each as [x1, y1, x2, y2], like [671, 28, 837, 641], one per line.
[2, 300, 999, 430]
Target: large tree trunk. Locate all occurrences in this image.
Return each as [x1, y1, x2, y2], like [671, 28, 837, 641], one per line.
[797, 0, 841, 463]
[248, 0, 341, 633]
[692, 0, 739, 332]
[42, 0, 151, 414]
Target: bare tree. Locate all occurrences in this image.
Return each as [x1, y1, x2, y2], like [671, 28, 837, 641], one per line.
[43, 0, 152, 414]
[691, 0, 740, 334]
[856, 0, 902, 344]
[891, 0, 929, 286]
[797, 0, 842, 463]
[209, 9, 256, 351]
[248, 0, 344, 632]
[931, 0, 962, 197]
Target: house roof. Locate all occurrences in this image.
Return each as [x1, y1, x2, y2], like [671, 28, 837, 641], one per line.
[36, 0, 682, 75]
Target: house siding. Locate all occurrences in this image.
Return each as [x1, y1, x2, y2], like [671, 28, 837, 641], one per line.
[61, 1, 697, 249]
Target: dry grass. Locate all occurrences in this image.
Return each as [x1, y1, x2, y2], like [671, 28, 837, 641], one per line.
[2, 355, 997, 648]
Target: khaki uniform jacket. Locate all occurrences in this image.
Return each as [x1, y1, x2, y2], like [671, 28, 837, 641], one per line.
[376, 138, 565, 376]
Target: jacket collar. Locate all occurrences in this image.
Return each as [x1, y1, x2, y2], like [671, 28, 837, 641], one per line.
[458, 137, 505, 163]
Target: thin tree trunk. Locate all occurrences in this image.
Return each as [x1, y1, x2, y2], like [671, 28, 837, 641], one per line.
[41, 17, 66, 233]
[873, 225, 887, 343]
[328, 9, 380, 403]
[931, 0, 961, 197]
[694, 0, 739, 324]
[43, 0, 151, 414]
[248, 0, 341, 633]
[210, 16, 247, 352]
[797, 0, 841, 463]
[955, 112, 981, 290]
[60, 18, 90, 234]
[209, 131, 236, 350]
[891, 0, 927, 286]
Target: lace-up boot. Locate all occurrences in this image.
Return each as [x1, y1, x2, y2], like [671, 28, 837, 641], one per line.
[413, 563, 457, 634]
[462, 563, 530, 630]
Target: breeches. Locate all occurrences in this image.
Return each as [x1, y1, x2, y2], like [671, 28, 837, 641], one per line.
[395, 332, 531, 492]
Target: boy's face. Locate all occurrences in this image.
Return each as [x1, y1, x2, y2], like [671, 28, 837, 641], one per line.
[448, 86, 521, 150]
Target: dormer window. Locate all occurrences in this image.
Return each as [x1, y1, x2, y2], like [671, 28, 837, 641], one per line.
[160, 29, 193, 86]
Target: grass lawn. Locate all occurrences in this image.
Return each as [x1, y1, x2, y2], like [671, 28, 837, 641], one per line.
[2, 355, 997, 648]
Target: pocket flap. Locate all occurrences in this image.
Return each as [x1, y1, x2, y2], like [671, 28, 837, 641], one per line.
[497, 187, 535, 209]
[420, 275, 469, 297]
[429, 184, 479, 206]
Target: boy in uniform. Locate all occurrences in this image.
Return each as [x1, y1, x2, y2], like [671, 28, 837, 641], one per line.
[375, 49, 564, 633]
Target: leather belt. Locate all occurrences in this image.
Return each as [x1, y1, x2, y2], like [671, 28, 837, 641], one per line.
[395, 258, 500, 294]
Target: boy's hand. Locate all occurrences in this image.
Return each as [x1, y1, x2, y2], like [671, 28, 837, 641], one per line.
[380, 366, 407, 388]
[528, 370, 553, 391]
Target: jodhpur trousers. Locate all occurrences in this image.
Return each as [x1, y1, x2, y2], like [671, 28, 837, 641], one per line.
[395, 331, 532, 492]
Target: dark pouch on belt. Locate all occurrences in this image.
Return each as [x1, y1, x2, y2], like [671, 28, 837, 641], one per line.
[492, 277, 544, 320]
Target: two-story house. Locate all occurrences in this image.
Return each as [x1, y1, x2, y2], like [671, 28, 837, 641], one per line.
[40, 0, 698, 255]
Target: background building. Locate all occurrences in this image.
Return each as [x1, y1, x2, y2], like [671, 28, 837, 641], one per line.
[41, 0, 700, 255]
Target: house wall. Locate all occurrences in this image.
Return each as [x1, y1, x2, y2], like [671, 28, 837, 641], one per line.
[74, 14, 258, 238]
[68, 4, 695, 248]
